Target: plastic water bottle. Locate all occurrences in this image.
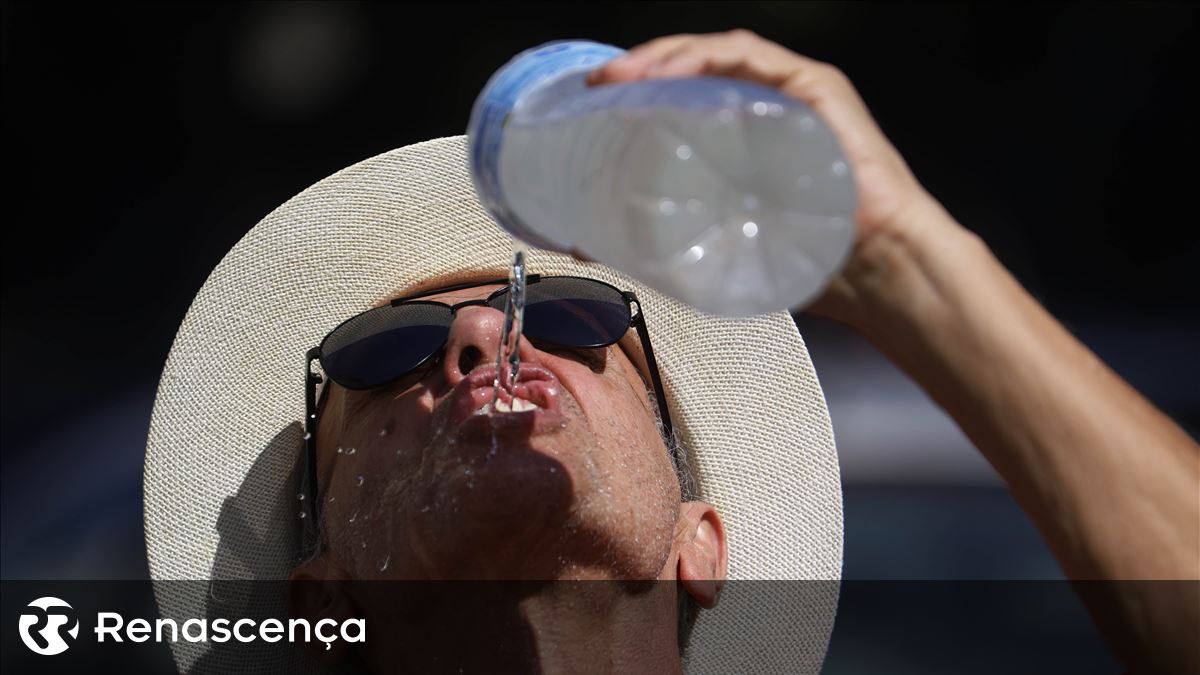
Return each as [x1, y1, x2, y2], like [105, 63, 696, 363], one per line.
[468, 40, 857, 316]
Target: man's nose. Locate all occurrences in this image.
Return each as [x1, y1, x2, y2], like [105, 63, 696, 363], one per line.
[441, 305, 540, 387]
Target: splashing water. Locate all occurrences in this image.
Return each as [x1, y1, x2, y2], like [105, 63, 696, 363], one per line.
[491, 245, 528, 407]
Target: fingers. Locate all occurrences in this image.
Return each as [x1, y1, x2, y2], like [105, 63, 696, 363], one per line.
[588, 31, 890, 158]
[584, 30, 917, 230]
[645, 50, 709, 79]
[590, 30, 814, 88]
[653, 30, 815, 87]
[587, 34, 698, 85]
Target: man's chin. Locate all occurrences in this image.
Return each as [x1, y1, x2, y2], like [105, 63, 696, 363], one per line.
[454, 406, 568, 445]
[417, 450, 577, 577]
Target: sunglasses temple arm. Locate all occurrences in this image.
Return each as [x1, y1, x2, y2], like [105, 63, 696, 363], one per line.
[304, 348, 322, 524]
[628, 298, 676, 459]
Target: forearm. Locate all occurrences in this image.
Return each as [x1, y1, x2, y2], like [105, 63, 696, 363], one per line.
[829, 201, 1198, 670]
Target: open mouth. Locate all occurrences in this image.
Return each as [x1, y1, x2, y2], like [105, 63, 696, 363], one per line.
[486, 369, 557, 413]
[449, 364, 564, 429]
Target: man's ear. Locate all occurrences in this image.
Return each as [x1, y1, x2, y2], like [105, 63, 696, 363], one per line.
[289, 554, 357, 664]
[675, 501, 727, 609]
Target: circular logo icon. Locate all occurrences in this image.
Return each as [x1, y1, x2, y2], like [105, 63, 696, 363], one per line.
[18, 597, 79, 655]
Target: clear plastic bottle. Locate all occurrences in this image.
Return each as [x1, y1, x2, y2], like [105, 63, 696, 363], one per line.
[468, 40, 857, 316]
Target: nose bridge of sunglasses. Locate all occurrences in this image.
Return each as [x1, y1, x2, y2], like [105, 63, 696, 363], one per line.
[448, 298, 492, 314]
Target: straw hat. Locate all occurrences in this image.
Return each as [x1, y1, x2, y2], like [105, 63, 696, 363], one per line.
[143, 135, 843, 673]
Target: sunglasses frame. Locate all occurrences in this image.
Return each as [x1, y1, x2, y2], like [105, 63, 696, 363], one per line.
[302, 275, 674, 523]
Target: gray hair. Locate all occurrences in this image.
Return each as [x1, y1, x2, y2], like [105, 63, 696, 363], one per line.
[645, 387, 704, 656]
[649, 389, 700, 504]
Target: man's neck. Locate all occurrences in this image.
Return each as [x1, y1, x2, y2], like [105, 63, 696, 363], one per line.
[353, 577, 683, 674]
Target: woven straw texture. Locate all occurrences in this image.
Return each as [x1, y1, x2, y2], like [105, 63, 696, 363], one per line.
[143, 135, 843, 673]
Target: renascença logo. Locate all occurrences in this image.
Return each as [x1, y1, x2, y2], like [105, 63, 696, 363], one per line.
[18, 597, 80, 655]
[15, 596, 365, 654]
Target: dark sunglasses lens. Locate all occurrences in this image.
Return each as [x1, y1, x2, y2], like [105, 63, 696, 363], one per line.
[517, 278, 630, 347]
[320, 304, 452, 389]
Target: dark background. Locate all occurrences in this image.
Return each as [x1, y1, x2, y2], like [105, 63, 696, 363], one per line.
[2, 2, 1197, 671]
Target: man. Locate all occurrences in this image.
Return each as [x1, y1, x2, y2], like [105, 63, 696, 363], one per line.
[146, 31, 1197, 674]
[292, 273, 725, 672]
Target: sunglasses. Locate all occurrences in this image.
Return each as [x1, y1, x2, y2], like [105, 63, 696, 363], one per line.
[302, 275, 674, 523]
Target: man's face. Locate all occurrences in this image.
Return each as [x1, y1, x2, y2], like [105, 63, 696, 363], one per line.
[312, 278, 684, 581]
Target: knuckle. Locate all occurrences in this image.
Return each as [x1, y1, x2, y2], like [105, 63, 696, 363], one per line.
[725, 28, 759, 42]
[820, 63, 850, 84]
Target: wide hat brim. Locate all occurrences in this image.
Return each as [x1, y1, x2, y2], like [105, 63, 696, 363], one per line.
[144, 135, 842, 673]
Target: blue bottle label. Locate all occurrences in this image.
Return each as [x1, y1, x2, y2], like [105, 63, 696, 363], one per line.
[468, 40, 624, 249]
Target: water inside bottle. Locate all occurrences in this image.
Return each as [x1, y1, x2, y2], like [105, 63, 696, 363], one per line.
[496, 99, 857, 315]
[490, 245, 528, 408]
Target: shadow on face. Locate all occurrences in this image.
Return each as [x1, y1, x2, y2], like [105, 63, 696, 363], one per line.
[306, 275, 683, 582]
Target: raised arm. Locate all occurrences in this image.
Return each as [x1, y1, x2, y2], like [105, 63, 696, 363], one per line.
[591, 29, 1200, 674]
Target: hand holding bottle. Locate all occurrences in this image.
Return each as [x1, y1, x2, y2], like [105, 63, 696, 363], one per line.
[595, 31, 1200, 675]
[587, 29, 962, 325]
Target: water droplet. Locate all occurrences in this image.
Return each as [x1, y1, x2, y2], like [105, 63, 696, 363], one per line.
[298, 511, 306, 519]
[685, 245, 705, 263]
[752, 101, 769, 116]
[297, 493, 305, 501]
[378, 428, 388, 437]
[348, 511, 358, 523]
[336, 447, 344, 454]
[328, 496, 336, 504]
[346, 447, 356, 455]
[361, 541, 367, 549]
[378, 555, 390, 572]
[356, 475, 364, 486]
[549, 466, 557, 473]
[658, 198, 677, 215]
[742, 221, 759, 238]
[309, 413, 317, 420]
[675, 144, 693, 160]
[303, 432, 312, 441]
[420, 505, 431, 513]
[831, 160, 848, 176]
